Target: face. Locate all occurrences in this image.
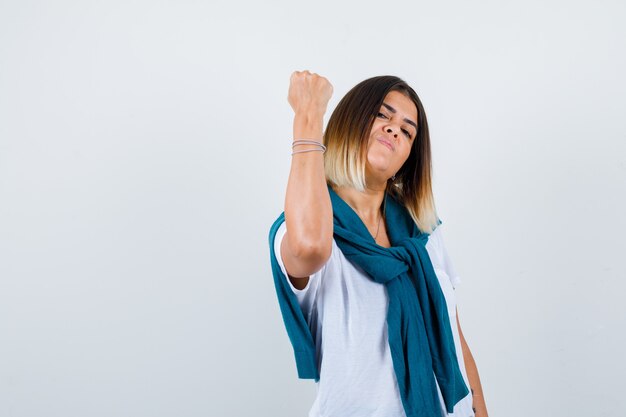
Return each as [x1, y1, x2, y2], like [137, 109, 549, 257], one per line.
[364, 90, 418, 185]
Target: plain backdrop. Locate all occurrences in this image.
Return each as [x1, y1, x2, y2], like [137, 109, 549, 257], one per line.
[1, 0, 625, 416]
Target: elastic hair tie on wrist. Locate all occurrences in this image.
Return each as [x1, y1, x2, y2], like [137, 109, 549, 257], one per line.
[293, 139, 325, 149]
[292, 138, 326, 154]
[291, 148, 325, 155]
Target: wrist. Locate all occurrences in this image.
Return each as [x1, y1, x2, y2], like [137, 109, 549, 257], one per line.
[293, 113, 324, 140]
[294, 105, 325, 119]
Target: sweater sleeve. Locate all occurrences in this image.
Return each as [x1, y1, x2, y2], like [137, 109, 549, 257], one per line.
[268, 213, 320, 381]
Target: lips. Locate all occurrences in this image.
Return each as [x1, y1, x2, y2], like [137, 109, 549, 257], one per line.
[376, 137, 394, 151]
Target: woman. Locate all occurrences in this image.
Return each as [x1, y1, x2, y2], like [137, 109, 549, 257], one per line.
[268, 70, 488, 417]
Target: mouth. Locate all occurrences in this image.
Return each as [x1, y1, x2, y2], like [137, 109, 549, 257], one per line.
[376, 137, 394, 151]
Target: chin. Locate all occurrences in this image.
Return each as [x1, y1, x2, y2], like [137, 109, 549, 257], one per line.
[365, 165, 393, 183]
[366, 157, 393, 174]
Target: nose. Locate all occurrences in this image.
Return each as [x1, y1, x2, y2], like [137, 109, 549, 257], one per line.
[385, 126, 399, 139]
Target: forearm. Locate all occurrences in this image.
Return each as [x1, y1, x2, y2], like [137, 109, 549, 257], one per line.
[284, 110, 333, 254]
[461, 341, 488, 416]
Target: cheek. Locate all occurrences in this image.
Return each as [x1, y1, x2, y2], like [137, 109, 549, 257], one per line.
[370, 120, 385, 133]
[400, 144, 413, 163]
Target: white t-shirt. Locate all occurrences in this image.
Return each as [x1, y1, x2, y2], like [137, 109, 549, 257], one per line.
[274, 221, 475, 417]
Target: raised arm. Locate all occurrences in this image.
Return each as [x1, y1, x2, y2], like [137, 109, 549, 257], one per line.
[280, 70, 334, 289]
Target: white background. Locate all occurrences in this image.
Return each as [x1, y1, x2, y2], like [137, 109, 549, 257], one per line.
[1, 0, 625, 416]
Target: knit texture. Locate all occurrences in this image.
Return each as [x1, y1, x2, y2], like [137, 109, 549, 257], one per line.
[268, 184, 469, 416]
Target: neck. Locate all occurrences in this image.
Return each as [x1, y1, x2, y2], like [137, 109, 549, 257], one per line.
[331, 183, 386, 223]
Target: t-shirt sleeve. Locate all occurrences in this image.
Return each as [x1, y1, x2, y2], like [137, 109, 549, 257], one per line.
[437, 225, 462, 289]
[428, 224, 463, 289]
[273, 221, 322, 316]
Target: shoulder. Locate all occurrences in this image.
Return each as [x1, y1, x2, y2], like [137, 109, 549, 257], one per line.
[425, 223, 444, 262]
[426, 223, 463, 289]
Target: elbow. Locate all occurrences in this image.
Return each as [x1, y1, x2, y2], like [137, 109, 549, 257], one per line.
[291, 237, 332, 261]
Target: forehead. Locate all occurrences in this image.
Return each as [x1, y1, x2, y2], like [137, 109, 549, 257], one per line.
[382, 90, 418, 122]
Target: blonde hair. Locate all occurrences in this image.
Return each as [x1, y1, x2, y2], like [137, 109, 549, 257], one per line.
[323, 76, 440, 233]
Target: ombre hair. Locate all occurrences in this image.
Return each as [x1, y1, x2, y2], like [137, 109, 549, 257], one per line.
[323, 75, 440, 233]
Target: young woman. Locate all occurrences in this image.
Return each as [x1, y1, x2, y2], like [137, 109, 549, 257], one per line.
[269, 70, 488, 417]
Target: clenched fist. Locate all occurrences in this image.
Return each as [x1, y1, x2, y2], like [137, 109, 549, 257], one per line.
[288, 70, 333, 115]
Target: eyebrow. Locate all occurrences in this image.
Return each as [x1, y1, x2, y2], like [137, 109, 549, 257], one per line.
[381, 102, 418, 131]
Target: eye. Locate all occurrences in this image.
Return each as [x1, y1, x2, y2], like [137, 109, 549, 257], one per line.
[377, 112, 387, 119]
[402, 129, 412, 139]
